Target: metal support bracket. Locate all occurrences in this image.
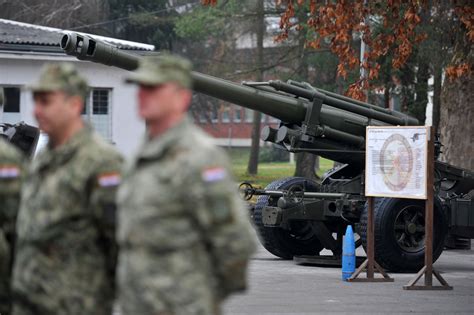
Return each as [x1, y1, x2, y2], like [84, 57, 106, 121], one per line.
[312, 221, 341, 255]
[301, 93, 324, 137]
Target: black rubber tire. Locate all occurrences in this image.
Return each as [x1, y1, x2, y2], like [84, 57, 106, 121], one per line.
[359, 198, 448, 272]
[253, 177, 323, 259]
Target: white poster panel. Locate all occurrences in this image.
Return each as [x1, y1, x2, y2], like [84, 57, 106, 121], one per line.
[365, 126, 428, 199]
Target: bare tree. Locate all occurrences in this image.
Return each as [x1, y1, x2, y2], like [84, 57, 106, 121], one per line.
[293, 5, 319, 181]
[439, 32, 473, 170]
[0, 0, 108, 32]
[246, 0, 264, 175]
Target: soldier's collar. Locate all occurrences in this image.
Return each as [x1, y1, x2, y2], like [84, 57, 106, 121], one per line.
[138, 116, 190, 160]
[35, 125, 92, 169]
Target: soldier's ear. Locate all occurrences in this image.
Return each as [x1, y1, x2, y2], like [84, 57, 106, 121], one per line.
[179, 89, 192, 111]
[69, 95, 85, 117]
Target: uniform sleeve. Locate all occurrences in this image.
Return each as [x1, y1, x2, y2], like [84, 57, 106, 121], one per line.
[0, 155, 25, 241]
[187, 158, 257, 300]
[0, 151, 24, 313]
[89, 153, 124, 285]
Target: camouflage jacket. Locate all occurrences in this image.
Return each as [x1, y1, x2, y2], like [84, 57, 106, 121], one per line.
[0, 138, 23, 238]
[0, 139, 24, 315]
[117, 117, 256, 315]
[12, 127, 123, 315]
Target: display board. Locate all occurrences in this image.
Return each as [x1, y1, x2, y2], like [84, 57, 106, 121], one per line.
[365, 126, 428, 199]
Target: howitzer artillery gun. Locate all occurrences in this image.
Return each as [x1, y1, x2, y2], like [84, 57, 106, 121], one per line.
[61, 32, 474, 272]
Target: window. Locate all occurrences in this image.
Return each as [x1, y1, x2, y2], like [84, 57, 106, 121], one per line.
[198, 111, 207, 123]
[1, 87, 21, 124]
[211, 107, 218, 123]
[245, 108, 253, 122]
[3, 87, 20, 113]
[233, 107, 242, 123]
[93, 89, 109, 114]
[221, 107, 230, 123]
[244, 109, 266, 123]
[82, 88, 112, 141]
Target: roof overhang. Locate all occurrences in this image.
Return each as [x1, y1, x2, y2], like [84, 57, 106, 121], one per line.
[0, 19, 155, 52]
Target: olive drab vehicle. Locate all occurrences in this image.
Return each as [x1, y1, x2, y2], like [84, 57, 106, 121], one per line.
[40, 32, 474, 272]
[0, 87, 41, 155]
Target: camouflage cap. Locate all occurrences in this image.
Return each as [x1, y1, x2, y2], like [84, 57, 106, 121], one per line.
[125, 54, 193, 88]
[27, 63, 89, 98]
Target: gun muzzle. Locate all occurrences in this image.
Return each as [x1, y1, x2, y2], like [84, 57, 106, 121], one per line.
[61, 33, 139, 71]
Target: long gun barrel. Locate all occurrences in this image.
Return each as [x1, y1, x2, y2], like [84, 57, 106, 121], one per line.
[61, 33, 419, 165]
[61, 33, 306, 122]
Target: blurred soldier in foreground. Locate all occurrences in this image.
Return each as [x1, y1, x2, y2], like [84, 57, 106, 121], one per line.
[11, 64, 123, 315]
[117, 55, 256, 315]
[0, 88, 24, 315]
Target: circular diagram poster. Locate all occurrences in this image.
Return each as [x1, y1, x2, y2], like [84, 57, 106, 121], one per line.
[365, 126, 428, 199]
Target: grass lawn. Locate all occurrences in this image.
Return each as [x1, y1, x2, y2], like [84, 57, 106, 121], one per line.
[231, 158, 335, 188]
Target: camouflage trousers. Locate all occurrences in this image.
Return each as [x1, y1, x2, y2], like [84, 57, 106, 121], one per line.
[11, 245, 114, 315]
[0, 231, 12, 315]
[117, 246, 221, 315]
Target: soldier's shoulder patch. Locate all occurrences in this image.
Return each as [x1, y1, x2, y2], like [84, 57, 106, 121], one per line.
[201, 167, 227, 183]
[0, 164, 20, 179]
[97, 172, 121, 187]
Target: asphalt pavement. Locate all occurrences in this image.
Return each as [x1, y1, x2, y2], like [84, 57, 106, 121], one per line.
[223, 242, 474, 315]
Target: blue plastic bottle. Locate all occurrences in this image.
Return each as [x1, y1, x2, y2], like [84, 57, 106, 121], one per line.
[342, 225, 356, 281]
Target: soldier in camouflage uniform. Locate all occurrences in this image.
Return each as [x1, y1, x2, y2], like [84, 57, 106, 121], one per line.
[11, 64, 123, 315]
[0, 88, 25, 315]
[117, 55, 256, 314]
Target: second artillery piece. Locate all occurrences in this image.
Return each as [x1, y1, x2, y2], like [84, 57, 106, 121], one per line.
[61, 32, 474, 272]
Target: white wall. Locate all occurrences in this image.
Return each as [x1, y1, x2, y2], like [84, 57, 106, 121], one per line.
[0, 51, 145, 158]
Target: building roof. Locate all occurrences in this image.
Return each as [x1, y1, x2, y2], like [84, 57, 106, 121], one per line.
[0, 19, 155, 52]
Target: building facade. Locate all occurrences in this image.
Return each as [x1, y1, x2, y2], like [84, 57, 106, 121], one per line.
[194, 105, 279, 147]
[1, 19, 286, 156]
[0, 19, 152, 157]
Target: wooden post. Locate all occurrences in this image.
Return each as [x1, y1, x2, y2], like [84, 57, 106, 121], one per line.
[403, 127, 452, 290]
[425, 155, 434, 287]
[348, 196, 393, 282]
[367, 197, 375, 278]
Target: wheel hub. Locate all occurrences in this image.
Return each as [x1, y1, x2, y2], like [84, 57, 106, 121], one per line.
[406, 223, 417, 234]
[394, 205, 425, 253]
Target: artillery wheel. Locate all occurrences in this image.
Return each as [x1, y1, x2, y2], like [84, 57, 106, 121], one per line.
[359, 198, 447, 272]
[253, 177, 323, 259]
